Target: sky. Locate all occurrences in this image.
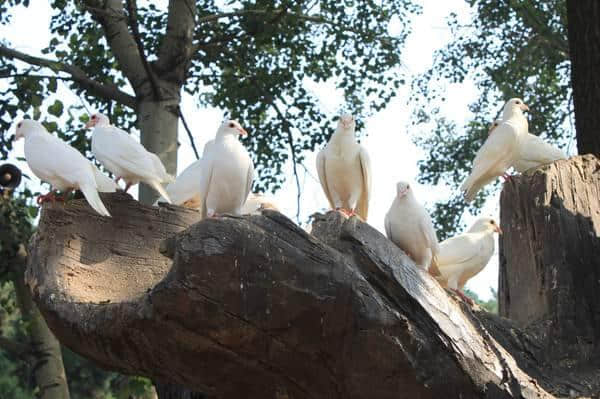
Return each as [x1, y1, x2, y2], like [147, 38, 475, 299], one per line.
[1, 0, 502, 300]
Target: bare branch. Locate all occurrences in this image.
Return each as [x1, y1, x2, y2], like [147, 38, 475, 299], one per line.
[272, 101, 302, 222]
[0, 44, 136, 108]
[177, 106, 200, 160]
[125, 0, 161, 100]
[83, 0, 150, 95]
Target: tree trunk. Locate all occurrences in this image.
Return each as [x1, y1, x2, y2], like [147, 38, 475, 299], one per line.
[12, 246, 70, 399]
[499, 154, 600, 365]
[23, 163, 600, 398]
[566, 0, 600, 155]
[138, 96, 179, 205]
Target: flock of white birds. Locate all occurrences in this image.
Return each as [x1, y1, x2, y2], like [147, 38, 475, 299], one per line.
[13, 96, 566, 303]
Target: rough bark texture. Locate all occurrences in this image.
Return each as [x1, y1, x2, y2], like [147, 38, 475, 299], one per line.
[566, 0, 600, 155]
[23, 174, 600, 398]
[499, 155, 600, 370]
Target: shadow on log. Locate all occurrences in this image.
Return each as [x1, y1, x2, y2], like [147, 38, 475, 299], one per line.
[24, 157, 600, 398]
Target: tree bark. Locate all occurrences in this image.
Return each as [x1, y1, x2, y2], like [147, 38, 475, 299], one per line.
[499, 154, 600, 365]
[566, 0, 600, 155]
[23, 169, 600, 398]
[12, 246, 70, 399]
[138, 98, 180, 204]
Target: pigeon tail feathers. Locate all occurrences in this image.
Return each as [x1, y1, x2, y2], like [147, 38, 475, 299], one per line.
[79, 183, 111, 217]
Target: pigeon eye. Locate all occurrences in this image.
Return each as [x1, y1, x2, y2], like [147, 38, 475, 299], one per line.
[515, 101, 520, 104]
[490, 220, 495, 225]
[17, 122, 22, 128]
[92, 115, 96, 119]
[229, 123, 234, 128]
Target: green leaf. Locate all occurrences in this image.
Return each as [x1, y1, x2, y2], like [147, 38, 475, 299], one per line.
[47, 100, 63, 117]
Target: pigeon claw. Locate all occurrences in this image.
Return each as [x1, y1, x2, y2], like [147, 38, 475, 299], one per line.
[452, 289, 474, 306]
[37, 191, 59, 205]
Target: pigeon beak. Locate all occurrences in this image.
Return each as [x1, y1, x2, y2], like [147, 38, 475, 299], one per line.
[495, 225, 503, 235]
[520, 103, 530, 112]
[237, 127, 248, 136]
[14, 131, 23, 140]
[85, 120, 95, 129]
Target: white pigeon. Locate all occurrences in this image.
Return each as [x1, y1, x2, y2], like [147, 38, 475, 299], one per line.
[461, 98, 529, 202]
[86, 113, 174, 203]
[241, 193, 280, 214]
[195, 120, 254, 218]
[435, 217, 502, 302]
[316, 114, 371, 220]
[155, 158, 206, 207]
[488, 120, 567, 173]
[15, 120, 112, 217]
[384, 181, 440, 274]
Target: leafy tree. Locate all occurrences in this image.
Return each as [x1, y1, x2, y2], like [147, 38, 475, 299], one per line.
[411, 0, 572, 238]
[1, 0, 419, 205]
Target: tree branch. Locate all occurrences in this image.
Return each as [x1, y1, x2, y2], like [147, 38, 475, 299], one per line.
[125, 0, 161, 100]
[272, 101, 302, 223]
[177, 106, 200, 160]
[83, 0, 150, 95]
[0, 44, 136, 108]
[156, 0, 197, 85]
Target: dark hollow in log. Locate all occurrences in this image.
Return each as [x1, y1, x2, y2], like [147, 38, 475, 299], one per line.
[499, 154, 600, 368]
[24, 157, 600, 398]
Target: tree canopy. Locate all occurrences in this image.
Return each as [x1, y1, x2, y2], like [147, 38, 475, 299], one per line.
[411, 0, 571, 238]
[1, 0, 419, 193]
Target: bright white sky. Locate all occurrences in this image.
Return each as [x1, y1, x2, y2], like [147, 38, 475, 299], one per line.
[2, 0, 506, 300]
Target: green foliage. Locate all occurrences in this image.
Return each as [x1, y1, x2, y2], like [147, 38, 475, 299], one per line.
[1, 0, 421, 192]
[411, 0, 572, 237]
[464, 287, 498, 314]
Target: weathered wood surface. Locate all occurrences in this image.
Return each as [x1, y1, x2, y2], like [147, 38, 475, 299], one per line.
[500, 154, 600, 366]
[24, 159, 600, 398]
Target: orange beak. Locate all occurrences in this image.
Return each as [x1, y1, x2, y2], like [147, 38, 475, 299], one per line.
[85, 120, 95, 129]
[495, 225, 503, 235]
[237, 127, 248, 136]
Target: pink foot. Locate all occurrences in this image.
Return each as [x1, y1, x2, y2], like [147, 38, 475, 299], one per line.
[37, 191, 58, 204]
[453, 289, 474, 305]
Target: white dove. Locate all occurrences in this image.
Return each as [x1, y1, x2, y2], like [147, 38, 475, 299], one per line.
[86, 113, 174, 203]
[155, 158, 206, 207]
[435, 217, 502, 303]
[316, 114, 371, 220]
[384, 182, 440, 274]
[241, 193, 280, 214]
[488, 120, 567, 173]
[461, 98, 529, 202]
[196, 120, 254, 218]
[15, 120, 112, 217]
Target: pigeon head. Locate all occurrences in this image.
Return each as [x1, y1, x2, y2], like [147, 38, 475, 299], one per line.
[469, 217, 502, 234]
[337, 114, 356, 132]
[487, 120, 501, 135]
[217, 120, 248, 137]
[14, 119, 45, 140]
[395, 181, 412, 199]
[85, 113, 110, 129]
[502, 98, 529, 119]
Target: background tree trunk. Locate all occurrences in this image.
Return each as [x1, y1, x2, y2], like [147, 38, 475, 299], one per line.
[12, 246, 70, 399]
[566, 0, 600, 155]
[138, 97, 180, 205]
